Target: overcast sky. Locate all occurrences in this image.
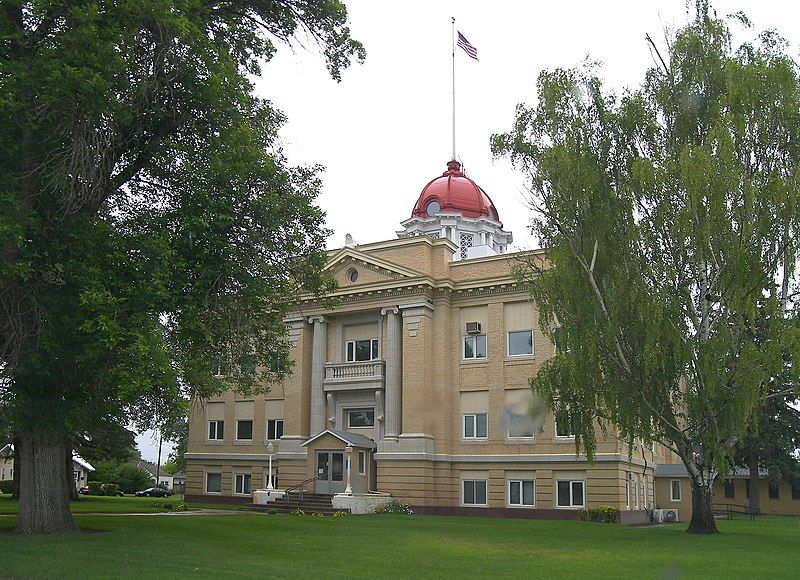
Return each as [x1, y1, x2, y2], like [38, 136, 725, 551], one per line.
[135, 1, 798, 462]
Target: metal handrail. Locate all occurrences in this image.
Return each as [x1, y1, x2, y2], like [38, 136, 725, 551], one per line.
[283, 476, 317, 504]
[711, 502, 759, 520]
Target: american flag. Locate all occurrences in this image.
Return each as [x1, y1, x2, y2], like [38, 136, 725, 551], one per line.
[457, 31, 478, 61]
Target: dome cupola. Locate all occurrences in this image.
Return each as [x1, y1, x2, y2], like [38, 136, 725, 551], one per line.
[398, 160, 513, 260]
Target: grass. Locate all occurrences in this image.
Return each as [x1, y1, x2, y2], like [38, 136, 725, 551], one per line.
[0, 506, 797, 579]
[0, 493, 195, 515]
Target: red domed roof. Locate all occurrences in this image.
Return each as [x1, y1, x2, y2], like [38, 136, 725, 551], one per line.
[412, 161, 501, 222]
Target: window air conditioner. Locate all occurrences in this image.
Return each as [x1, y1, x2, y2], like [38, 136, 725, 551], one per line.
[465, 322, 482, 334]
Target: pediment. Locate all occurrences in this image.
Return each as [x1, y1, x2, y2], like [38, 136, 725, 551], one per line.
[324, 248, 424, 286]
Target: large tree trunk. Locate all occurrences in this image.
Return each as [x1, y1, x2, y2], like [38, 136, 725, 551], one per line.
[747, 448, 760, 515]
[686, 473, 719, 534]
[14, 429, 77, 535]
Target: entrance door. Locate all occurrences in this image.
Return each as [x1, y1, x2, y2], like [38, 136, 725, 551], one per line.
[315, 451, 345, 494]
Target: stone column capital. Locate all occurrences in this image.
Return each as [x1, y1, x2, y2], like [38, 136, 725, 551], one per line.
[307, 315, 327, 325]
[380, 306, 400, 316]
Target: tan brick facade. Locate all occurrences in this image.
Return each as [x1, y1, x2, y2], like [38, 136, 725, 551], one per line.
[186, 236, 658, 516]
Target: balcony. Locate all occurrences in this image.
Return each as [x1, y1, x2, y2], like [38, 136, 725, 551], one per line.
[323, 360, 385, 391]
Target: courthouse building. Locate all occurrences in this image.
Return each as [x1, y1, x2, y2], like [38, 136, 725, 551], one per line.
[185, 160, 663, 519]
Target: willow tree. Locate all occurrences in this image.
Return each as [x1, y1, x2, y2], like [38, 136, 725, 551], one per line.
[0, 1, 362, 535]
[493, 3, 799, 534]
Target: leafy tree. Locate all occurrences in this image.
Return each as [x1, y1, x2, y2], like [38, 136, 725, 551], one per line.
[1, 1, 362, 535]
[73, 421, 137, 465]
[493, 2, 799, 534]
[90, 461, 152, 494]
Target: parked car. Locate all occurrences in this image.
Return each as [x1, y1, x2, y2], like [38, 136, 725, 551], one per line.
[78, 486, 90, 495]
[135, 487, 172, 498]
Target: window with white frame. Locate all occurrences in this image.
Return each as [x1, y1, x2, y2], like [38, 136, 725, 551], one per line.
[554, 409, 575, 438]
[463, 413, 488, 439]
[625, 473, 631, 509]
[358, 451, 366, 475]
[508, 480, 535, 507]
[264, 469, 278, 490]
[670, 479, 681, 502]
[346, 338, 379, 362]
[641, 479, 647, 508]
[507, 330, 533, 356]
[205, 472, 222, 493]
[208, 420, 224, 440]
[348, 409, 375, 428]
[556, 479, 585, 507]
[234, 473, 252, 495]
[462, 480, 488, 506]
[463, 334, 487, 359]
[634, 476, 639, 508]
[267, 419, 283, 440]
[236, 419, 253, 441]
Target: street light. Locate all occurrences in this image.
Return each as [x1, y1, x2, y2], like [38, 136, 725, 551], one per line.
[344, 445, 353, 495]
[267, 442, 275, 490]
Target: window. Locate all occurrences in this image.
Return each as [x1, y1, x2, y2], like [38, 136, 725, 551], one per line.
[768, 481, 779, 500]
[462, 480, 488, 506]
[724, 479, 735, 498]
[208, 420, 224, 440]
[264, 469, 279, 490]
[463, 334, 487, 359]
[267, 419, 284, 440]
[239, 353, 256, 375]
[641, 480, 647, 509]
[507, 330, 533, 356]
[508, 414, 534, 438]
[634, 477, 639, 508]
[670, 479, 681, 502]
[205, 473, 222, 493]
[236, 420, 253, 441]
[625, 474, 631, 509]
[74, 471, 79, 483]
[508, 480, 535, 507]
[426, 200, 440, 215]
[234, 473, 252, 495]
[463, 413, 488, 439]
[554, 409, 575, 438]
[358, 451, 366, 475]
[556, 480, 584, 507]
[792, 482, 800, 500]
[346, 338, 379, 362]
[459, 232, 474, 259]
[348, 409, 375, 428]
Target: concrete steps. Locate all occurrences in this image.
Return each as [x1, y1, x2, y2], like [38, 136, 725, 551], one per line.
[241, 493, 348, 515]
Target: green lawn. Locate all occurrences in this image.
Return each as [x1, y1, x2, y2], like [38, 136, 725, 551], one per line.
[0, 508, 798, 579]
[0, 493, 193, 515]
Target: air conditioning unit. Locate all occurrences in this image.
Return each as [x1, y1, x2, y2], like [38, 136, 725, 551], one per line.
[465, 322, 482, 334]
[653, 508, 678, 523]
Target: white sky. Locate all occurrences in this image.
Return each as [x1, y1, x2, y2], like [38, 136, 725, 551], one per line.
[136, 1, 798, 462]
[255, 0, 800, 252]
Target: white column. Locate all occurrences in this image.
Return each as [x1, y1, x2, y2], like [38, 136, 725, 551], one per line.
[308, 316, 327, 435]
[266, 442, 275, 490]
[381, 307, 402, 440]
[344, 445, 353, 495]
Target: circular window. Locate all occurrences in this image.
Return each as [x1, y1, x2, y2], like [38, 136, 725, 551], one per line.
[347, 268, 358, 283]
[426, 200, 440, 215]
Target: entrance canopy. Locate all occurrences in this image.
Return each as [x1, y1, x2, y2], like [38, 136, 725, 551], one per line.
[302, 429, 376, 450]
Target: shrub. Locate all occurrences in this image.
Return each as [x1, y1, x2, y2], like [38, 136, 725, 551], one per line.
[102, 484, 120, 496]
[87, 481, 104, 496]
[172, 501, 188, 512]
[0, 480, 13, 494]
[330, 511, 348, 518]
[578, 505, 619, 523]
[150, 500, 182, 511]
[373, 500, 413, 515]
[291, 508, 306, 516]
[311, 512, 325, 518]
[268, 508, 278, 515]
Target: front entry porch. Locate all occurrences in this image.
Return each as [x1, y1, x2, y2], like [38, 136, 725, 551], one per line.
[302, 429, 377, 495]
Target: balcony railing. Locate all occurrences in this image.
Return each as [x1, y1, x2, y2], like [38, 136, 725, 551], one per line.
[323, 360, 385, 389]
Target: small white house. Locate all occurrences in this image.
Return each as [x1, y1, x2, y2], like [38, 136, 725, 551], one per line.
[136, 461, 173, 489]
[1, 444, 95, 489]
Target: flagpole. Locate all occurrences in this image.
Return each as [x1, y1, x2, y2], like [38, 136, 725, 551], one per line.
[451, 16, 456, 161]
